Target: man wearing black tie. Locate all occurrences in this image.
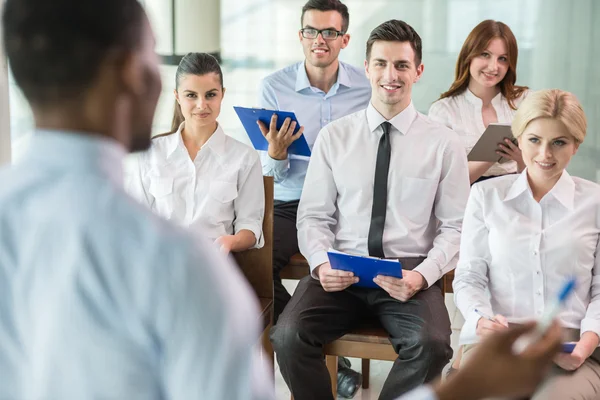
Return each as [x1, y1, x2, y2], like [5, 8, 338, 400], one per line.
[270, 20, 470, 400]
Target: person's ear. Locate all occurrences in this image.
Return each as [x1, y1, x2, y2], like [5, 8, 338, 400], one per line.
[222, 86, 226, 99]
[119, 51, 144, 97]
[414, 63, 424, 83]
[341, 33, 350, 49]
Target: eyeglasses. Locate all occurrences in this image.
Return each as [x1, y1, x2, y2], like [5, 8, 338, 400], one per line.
[300, 28, 345, 40]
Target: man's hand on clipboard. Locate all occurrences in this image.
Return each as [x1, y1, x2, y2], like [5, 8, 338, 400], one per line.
[257, 113, 305, 160]
[316, 262, 358, 292]
[373, 270, 425, 302]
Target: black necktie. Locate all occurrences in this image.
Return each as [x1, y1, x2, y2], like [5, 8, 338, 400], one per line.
[368, 121, 391, 258]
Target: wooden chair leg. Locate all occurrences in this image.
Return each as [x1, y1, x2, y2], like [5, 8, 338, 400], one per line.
[361, 358, 370, 389]
[326, 355, 338, 398]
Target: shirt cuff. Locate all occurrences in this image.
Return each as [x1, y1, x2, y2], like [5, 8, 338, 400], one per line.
[413, 258, 441, 289]
[263, 154, 289, 173]
[395, 385, 438, 400]
[308, 250, 329, 279]
[234, 223, 264, 249]
[459, 310, 484, 346]
[580, 318, 600, 340]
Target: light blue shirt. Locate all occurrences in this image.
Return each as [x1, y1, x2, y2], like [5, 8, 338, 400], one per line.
[0, 130, 272, 400]
[257, 60, 371, 201]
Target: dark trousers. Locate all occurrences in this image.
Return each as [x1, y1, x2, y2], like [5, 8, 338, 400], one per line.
[272, 199, 300, 324]
[270, 260, 452, 400]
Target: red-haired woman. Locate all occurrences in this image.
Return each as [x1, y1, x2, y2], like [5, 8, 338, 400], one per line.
[429, 20, 530, 184]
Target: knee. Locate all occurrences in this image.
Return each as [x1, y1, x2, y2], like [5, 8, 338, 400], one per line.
[269, 317, 309, 356]
[424, 334, 452, 365]
[399, 330, 451, 364]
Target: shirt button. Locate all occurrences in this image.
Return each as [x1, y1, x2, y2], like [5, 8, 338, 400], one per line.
[533, 250, 538, 255]
[537, 310, 542, 315]
[537, 290, 542, 295]
[536, 270, 541, 275]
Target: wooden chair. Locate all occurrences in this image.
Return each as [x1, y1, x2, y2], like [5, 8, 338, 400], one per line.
[280, 252, 455, 397]
[234, 176, 274, 369]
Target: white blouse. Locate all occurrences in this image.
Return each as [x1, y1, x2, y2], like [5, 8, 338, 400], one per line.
[454, 170, 600, 345]
[126, 122, 264, 248]
[428, 88, 530, 177]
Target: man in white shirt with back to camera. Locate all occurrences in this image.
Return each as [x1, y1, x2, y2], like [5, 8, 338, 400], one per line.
[0, 0, 272, 399]
[270, 19, 470, 400]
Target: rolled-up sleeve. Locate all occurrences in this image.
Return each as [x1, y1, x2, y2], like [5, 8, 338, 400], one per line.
[414, 136, 469, 287]
[234, 152, 265, 249]
[297, 128, 338, 277]
[453, 184, 494, 345]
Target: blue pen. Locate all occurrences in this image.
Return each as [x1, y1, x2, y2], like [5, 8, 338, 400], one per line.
[514, 278, 577, 353]
[535, 278, 576, 335]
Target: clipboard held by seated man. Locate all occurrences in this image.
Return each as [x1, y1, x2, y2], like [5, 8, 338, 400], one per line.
[327, 249, 403, 289]
[233, 106, 311, 157]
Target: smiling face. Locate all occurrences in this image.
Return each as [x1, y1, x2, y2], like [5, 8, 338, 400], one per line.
[299, 10, 349, 69]
[174, 72, 224, 129]
[518, 117, 579, 186]
[468, 37, 509, 91]
[365, 40, 423, 117]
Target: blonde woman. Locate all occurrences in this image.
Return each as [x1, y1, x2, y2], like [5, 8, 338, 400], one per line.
[454, 89, 600, 398]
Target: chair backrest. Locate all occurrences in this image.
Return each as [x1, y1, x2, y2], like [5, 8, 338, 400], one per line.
[233, 176, 273, 300]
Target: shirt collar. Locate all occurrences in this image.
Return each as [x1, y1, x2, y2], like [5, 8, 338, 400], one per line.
[463, 88, 504, 108]
[294, 61, 351, 93]
[504, 169, 575, 210]
[167, 122, 227, 160]
[22, 129, 127, 187]
[366, 101, 417, 135]
[202, 123, 227, 156]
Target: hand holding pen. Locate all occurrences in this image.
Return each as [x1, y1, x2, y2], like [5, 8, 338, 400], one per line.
[475, 309, 509, 338]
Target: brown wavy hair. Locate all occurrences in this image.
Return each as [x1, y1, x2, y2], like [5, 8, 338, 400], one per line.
[438, 20, 528, 110]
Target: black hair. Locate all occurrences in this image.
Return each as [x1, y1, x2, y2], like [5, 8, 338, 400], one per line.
[2, 0, 145, 108]
[366, 20, 422, 65]
[169, 52, 224, 132]
[301, 0, 349, 33]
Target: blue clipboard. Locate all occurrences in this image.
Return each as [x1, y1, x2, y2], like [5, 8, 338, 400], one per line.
[327, 250, 403, 289]
[233, 106, 311, 157]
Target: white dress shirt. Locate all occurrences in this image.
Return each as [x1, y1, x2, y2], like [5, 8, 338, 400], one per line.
[0, 130, 273, 400]
[428, 89, 530, 176]
[297, 102, 470, 287]
[454, 170, 600, 345]
[127, 122, 264, 247]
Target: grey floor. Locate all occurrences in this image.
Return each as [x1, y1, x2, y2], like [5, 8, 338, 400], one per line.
[274, 280, 465, 399]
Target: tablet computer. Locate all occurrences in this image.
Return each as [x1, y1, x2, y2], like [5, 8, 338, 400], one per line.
[327, 249, 403, 289]
[467, 123, 515, 163]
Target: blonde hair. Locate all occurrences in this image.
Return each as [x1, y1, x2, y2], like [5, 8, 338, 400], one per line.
[511, 89, 587, 143]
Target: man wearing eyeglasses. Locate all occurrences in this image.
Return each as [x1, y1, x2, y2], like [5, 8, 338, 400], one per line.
[256, 1, 370, 397]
